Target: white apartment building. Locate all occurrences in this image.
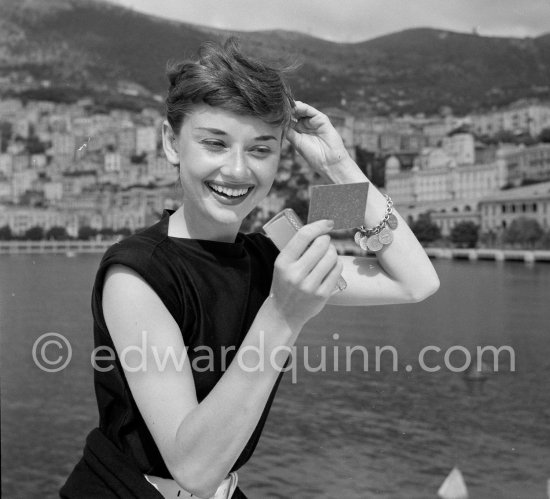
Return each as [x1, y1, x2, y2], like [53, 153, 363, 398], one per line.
[497, 143, 550, 186]
[44, 182, 64, 202]
[0, 154, 13, 177]
[148, 154, 176, 180]
[470, 101, 550, 137]
[322, 108, 355, 158]
[441, 133, 475, 165]
[51, 132, 76, 156]
[136, 126, 158, 154]
[104, 152, 122, 173]
[0, 181, 12, 201]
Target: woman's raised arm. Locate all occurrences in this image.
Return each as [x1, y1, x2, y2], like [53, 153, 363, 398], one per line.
[286, 101, 440, 307]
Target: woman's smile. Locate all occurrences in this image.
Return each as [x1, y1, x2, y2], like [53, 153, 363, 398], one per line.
[204, 180, 255, 204]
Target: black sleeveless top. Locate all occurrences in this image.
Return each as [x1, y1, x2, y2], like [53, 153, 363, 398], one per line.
[91, 209, 282, 477]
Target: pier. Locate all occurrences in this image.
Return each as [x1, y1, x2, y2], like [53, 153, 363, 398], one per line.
[0, 240, 114, 254]
[332, 240, 550, 264]
[2, 239, 550, 263]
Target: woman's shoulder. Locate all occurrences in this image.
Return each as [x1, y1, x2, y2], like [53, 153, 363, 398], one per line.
[93, 221, 187, 327]
[100, 217, 169, 265]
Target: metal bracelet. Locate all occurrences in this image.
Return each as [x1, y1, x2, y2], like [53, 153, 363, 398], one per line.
[354, 194, 398, 252]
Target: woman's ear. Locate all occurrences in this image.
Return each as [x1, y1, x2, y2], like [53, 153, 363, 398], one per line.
[162, 120, 180, 166]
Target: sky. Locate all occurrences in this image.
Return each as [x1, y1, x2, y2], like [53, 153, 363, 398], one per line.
[109, 0, 550, 42]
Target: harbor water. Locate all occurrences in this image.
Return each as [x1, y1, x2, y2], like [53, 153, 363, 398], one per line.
[1, 254, 549, 498]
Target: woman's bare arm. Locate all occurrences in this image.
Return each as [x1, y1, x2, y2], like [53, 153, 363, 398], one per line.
[286, 101, 440, 307]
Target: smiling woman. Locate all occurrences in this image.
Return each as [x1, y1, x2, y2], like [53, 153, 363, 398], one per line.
[59, 38, 439, 499]
[162, 104, 283, 242]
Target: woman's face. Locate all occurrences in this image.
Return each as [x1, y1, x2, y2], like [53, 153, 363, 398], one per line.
[166, 104, 283, 236]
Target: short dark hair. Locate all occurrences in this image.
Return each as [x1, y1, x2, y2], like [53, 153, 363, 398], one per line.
[165, 38, 295, 134]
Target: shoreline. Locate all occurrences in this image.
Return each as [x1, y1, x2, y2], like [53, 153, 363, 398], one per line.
[2, 239, 550, 264]
[331, 240, 550, 264]
[0, 240, 114, 254]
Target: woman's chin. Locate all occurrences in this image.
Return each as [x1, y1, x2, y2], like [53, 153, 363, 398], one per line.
[206, 204, 248, 227]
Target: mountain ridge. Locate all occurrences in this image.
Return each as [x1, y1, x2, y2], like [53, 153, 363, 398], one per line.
[1, 0, 549, 115]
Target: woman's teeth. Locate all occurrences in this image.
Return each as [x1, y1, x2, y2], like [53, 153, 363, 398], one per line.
[207, 182, 251, 198]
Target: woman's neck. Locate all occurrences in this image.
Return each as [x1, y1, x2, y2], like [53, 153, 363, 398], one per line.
[167, 205, 240, 243]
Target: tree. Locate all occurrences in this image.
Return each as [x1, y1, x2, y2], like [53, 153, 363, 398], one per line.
[410, 212, 441, 244]
[78, 226, 98, 240]
[100, 227, 115, 238]
[450, 221, 479, 248]
[46, 226, 69, 240]
[503, 217, 543, 248]
[0, 225, 12, 240]
[0, 122, 12, 153]
[130, 152, 147, 164]
[116, 227, 132, 237]
[24, 226, 44, 240]
[541, 230, 550, 249]
[539, 127, 550, 143]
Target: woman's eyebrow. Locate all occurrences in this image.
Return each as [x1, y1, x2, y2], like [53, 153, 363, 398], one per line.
[196, 128, 277, 142]
[196, 127, 227, 135]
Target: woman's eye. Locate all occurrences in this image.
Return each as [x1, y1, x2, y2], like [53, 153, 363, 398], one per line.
[251, 146, 272, 156]
[202, 140, 226, 150]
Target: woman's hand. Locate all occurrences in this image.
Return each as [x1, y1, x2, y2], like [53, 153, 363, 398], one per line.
[285, 101, 352, 179]
[268, 219, 343, 332]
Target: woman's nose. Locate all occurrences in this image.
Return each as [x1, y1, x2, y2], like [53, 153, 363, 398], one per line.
[220, 148, 250, 179]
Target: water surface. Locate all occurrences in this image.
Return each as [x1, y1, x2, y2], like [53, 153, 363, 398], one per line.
[1, 255, 549, 498]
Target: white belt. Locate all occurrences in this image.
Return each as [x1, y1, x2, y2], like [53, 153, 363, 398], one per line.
[144, 472, 238, 499]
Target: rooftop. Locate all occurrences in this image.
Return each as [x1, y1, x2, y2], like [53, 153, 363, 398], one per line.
[480, 181, 550, 202]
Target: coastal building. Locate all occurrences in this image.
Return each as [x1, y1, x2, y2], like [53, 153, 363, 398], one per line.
[0, 179, 12, 201]
[135, 126, 158, 154]
[51, 132, 76, 157]
[385, 133, 550, 235]
[497, 143, 550, 186]
[470, 101, 550, 137]
[478, 181, 550, 232]
[386, 134, 509, 236]
[11, 170, 39, 203]
[117, 126, 137, 155]
[147, 154, 176, 181]
[441, 133, 475, 166]
[0, 98, 24, 117]
[0, 154, 13, 177]
[0, 206, 79, 237]
[322, 108, 355, 159]
[44, 182, 64, 202]
[104, 206, 147, 232]
[104, 152, 122, 173]
[30, 154, 47, 171]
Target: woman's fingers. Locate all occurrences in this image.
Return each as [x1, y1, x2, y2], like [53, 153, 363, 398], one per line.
[318, 256, 344, 296]
[296, 234, 332, 277]
[302, 243, 339, 290]
[281, 219, 334, 261]
[293, 101, 321, 119]
[292, 101, 327, 132]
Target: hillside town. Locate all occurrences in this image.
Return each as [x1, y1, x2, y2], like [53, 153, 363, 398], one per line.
[1, 97, 549, 247]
